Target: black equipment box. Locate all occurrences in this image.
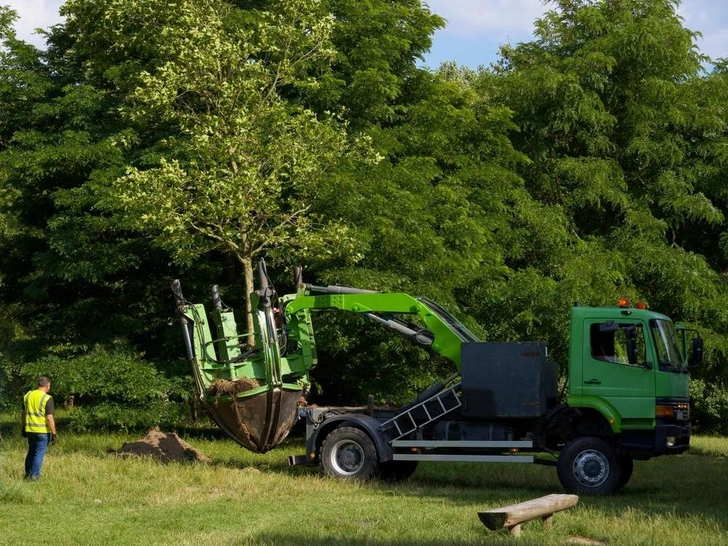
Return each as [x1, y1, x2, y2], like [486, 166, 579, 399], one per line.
[461, 342, 555, 418]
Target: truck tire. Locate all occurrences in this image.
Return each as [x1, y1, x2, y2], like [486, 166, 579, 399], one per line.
[557, 437, 621, 495]
[379, 460, 418, 482]
[320, 426, 379, 480]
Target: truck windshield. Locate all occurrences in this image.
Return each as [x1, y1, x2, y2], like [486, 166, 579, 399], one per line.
[418, 297, 480, 342]
[650, 319, 685, 372]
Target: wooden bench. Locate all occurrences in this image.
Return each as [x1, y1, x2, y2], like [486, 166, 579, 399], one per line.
[478, 493, 579, 537]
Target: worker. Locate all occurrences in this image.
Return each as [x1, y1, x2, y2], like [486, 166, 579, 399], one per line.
[21, 375, 57, 480]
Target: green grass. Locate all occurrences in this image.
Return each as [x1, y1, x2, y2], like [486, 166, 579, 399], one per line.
[1, 414, 726, 546]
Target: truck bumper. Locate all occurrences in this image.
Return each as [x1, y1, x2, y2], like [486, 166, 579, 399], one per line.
[288, 454, 312, 466]
[620, 422, 690, 458]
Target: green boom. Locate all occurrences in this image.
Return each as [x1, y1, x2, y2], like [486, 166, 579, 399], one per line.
[171, 260, 478, 453]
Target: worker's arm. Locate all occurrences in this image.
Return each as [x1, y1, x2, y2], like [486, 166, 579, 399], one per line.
[46, 414, 57, 436]
[20, 409, 27, 437]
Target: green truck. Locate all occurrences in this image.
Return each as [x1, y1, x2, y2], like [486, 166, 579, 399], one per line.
[172, 261, 701, 495]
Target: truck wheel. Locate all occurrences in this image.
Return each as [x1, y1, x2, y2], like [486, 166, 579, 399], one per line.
[557, 437, 621, 495]
[320, 426, 378, 480]
[614, 454, 634, 492]
[379, 460, 418, 482]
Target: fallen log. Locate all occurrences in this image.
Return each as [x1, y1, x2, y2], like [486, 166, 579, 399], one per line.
[478, 493, 579, 537]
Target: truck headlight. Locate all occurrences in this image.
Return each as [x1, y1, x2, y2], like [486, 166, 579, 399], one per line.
[666, 436, 676, 447]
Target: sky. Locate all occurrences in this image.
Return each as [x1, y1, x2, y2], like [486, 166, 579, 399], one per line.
[3, 1, 728, 69]
[423, 0, 728, 68]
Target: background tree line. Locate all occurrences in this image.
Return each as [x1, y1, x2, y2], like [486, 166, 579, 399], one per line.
[1, 0, 727, 433]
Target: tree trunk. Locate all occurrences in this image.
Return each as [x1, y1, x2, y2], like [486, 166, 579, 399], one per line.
[241, 255, 255, 348]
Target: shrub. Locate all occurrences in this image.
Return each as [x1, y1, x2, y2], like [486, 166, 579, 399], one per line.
[61, 401, 190, 432]
[4, 345, 193, 431]
[689, 379, 728, 435]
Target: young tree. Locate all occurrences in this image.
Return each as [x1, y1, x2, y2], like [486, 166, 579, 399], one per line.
[62, 0, 367, 338]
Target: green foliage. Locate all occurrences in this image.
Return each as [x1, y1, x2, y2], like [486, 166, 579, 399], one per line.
[486, 0, 728, 391]
[3, 345, 190, 430]
[16, 346, 186, 404]
[690, 379, 728, 435]
[309, 312, 452, 405]
[60, 401, 190, 432]
[0, 9, 190, 365]
[66, 0, 372, 336]
[2, 0, 728, 433]
[299, 0, 445, 129]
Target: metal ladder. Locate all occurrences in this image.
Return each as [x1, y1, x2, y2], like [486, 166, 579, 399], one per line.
[380, 383, 462, 441]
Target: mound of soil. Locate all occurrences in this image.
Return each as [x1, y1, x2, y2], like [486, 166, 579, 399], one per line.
[112, 428, 212, 463]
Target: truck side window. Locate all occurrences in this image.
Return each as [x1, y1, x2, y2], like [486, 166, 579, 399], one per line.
[590, 323, 645, 365]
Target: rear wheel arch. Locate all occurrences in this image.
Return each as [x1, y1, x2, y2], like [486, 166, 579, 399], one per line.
[311, 415, 392, 463]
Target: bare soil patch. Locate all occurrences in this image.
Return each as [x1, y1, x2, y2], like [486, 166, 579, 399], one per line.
[111, 428, 212, 463]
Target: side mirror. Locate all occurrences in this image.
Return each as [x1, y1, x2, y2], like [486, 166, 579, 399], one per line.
[690, 337, 703, 367]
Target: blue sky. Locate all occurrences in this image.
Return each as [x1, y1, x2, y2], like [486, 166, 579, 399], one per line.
[422, 0, 728, 68]
[4, 1, 728, 68]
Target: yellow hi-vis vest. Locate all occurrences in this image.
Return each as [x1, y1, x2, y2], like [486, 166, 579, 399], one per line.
[23, 390, 51, 434]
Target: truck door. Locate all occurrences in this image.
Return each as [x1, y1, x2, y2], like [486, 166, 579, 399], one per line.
[581, 320, 655, 425]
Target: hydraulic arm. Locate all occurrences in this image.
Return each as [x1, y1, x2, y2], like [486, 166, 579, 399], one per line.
[172, 260, 478, 453]
[282, 283, 480, 373]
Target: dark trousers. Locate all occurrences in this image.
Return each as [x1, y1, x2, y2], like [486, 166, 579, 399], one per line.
[24, 433, 50, 479]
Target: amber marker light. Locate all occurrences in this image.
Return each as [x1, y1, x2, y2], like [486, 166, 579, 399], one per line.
[618, 297, 631, 308]
[655, 405, 675, 418]
[635, 302, 648, 310]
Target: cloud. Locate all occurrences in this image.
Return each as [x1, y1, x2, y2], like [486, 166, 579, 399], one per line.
[677, 2, 728, 60]
[3, 0, 65, 46]
[426, 0, 728, 63]
[426, 0, 545, 38]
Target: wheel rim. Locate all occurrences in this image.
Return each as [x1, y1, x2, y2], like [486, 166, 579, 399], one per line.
[571, 448, 609, 488]
[329, 439, 365, 476]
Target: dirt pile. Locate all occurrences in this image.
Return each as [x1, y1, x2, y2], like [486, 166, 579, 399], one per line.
[112, 428, 212, 463]
[208, 377, 260, 396]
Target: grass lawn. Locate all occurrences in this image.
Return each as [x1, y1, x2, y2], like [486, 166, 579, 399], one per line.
[1, 413, 726, 546]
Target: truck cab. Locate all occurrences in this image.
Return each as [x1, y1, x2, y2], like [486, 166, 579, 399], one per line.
[568, 302, 694, 458]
